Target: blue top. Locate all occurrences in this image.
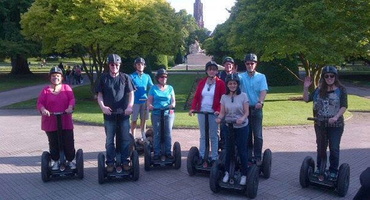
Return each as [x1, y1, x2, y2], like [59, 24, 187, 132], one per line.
[149, 85, 175, 115]
[130, 72, 153, 104]
[239, 72, 268, 106]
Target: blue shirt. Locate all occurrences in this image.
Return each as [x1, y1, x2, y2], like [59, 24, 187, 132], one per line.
[149, 85, 175, 115]
[130, 72, 153, 104]
[239, 72, 268, 106]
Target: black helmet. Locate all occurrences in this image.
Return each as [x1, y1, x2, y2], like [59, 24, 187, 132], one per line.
[134, 57, 145, 65]
[156, 68, 168, 78]
[244, 53, 258, 62]
[49, 67, 63, 75]
[107, 54, 121, 64]
[205, 61, 218, 71]
[225, 73, 240, 84]
[322, 65, 338, 75]
[223, 56, 234, 64]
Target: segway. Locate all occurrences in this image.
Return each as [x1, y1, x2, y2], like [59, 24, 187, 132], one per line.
[133, 98, 152, 154]
[98, 110, 140, 184]
[144, 107, 181, 171]
[187, 111, 221, 176]
[299, 117, 350, 197]
[209, 120, 259, 199]
[248, 130, 272, 178]
[41, 112, 84, 182]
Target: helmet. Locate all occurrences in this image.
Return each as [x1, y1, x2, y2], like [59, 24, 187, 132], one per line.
[107, 54, 121, 64]
[244, 53, 258, 62]
[205, 61, 218, 71]
[156, 68, 168, 78]
[49, 67, 63, 75]
[134, 57, 145, 65]
[225, 73, 240, 84]
[322, 65, 338, 75]
[223, 57, 234, 65]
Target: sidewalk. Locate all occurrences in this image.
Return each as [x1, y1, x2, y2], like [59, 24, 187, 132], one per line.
[0, 109, 369, 199]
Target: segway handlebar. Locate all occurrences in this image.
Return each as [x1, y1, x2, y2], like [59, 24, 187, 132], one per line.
[221, 119, 246, 125]
[49, 111, 73, 115]
[152, 107, 175, 111]
[191, 111, 215, 115]
[307, 117, 317, 121]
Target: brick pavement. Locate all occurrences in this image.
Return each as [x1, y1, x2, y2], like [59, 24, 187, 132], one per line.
[0, 109, 369, 200]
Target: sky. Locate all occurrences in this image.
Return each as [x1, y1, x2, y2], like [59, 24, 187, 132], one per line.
[166, 0, 237, 31]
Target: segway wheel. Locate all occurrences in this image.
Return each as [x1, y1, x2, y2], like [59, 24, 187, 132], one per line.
[209, 160, 221, 193]
[173, 141, 181, 169]
[187, 146, 199, 176]
[299, 156, 314, 188]
[246, 164, 260, 199]
[76, 149, 84, 179]
[41, 151, 51, 182]
[337, 163, 350, 197]
[144, 143, 151, 171]
[129, 133, 135, 152]
[98, 153, 106, 184]
[261, 149, 272, 179]
[131, 150, 140, 181]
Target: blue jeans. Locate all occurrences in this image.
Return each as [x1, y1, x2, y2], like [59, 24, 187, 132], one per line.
[104, 117, 131, 165]
[151, 113, 174, 156]
[314, 124, 344, 173]
[197, 113, 219, 160]
[224, 125, 249, 175]
[248, 107, 263, 161]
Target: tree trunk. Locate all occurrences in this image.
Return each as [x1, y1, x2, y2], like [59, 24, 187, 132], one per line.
[10, 54, 32, 75]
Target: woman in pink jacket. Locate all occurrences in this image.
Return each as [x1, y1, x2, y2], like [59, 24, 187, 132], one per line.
[189, 61, 226, 166]
[37, 67, 76, 170]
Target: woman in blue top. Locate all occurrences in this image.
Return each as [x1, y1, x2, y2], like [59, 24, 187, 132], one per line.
[147, 68, 176, 161]
[303, 66, 348, 180]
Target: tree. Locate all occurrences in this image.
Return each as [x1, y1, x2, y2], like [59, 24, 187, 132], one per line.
[21, 0, 183, 95]
[0, 0, 40, 75]
[225, 0, 370, 87]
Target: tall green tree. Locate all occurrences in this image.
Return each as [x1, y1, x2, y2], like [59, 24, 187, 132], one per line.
[0, 0, 39, 75]
[21, 0, 182, 94]
[224, 0, 370, 87]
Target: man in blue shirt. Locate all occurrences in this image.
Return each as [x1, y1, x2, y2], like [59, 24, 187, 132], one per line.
[239, 53, 268, 165]
[130, 57, 154, 140]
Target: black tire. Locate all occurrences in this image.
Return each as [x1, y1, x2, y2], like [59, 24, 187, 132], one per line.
[209, 160, 221, 193]
[299, 156, 314, 188]
[131, 150, 140, 181]
[41, 151, 51, 182]
[173, 142, 181, 169]
[218, 150, 226, 165]
[337, 163, 350, 197]
[98, 153, 105, 184]
[76, 149, 84, 179]
[144, 143, 151, 171]
[129, 133, 135, 152]
[246, 164, 260, 199]
[187, 147, 199, 176]
[261, 149, 272, 179]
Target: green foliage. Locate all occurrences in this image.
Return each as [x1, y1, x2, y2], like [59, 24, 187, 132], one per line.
[258, 58, 299, 86]
[147, 54, 168, 71]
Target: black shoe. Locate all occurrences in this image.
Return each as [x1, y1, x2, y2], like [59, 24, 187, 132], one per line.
[153, 155, 160, 161]
[166, 154, 174, 160]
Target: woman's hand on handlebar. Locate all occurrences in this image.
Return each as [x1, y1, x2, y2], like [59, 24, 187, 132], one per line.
[65, 107, 74, 114]
[328, 116, 338, 124]
[189, 109, 194, 116]
[236, 118, 244, 125]
[41, 108, 50, 116]
[147, 104, 154, 111]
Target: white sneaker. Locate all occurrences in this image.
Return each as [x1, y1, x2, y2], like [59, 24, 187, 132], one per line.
[68, 161, 76, 170]
[51, 160, 59, 170]
[240, 175, 247, 185]
[222, 171, 229, 183]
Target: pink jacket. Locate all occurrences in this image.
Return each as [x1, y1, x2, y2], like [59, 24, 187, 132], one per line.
[191, 76, 226, 112]
[37, 84, 75, 131]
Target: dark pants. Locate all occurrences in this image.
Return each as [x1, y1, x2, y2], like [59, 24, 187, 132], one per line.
[354, 167, 370, 200]
[247, 107, 263, 161]
[314, 124, 343, 173]
[46, 130, 75, 161]
[224, 125, 249, 175]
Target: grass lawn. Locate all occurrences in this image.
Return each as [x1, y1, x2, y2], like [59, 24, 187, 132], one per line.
[0, 73, 49, 92]
[5, 74, 369, 128]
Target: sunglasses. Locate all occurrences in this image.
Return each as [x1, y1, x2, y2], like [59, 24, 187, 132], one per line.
[159, 76, 167, 79]
[245, 62, 256, 65]
[109, 63, 119, 67]
[324, 74, 335, 79]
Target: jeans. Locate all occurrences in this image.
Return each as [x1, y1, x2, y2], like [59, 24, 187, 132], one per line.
[104, 117, 131, 165]
[315, 124, 344, 173]
[224, 125, 249, 175]
[248, 107, 263, 161]
[151, 113, 174, 156]
[197, 113, 219, 160]
[46, 130, 75, 161]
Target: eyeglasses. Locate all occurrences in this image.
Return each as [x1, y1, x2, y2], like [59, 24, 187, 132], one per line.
[109, 63, 119, 67]
[245, 62, 256, 66]
[324, 74, 335, 79]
